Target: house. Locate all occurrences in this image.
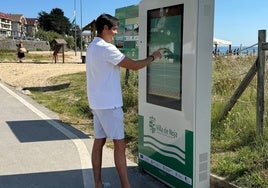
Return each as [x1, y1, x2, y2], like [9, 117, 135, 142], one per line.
[26, 18, 39, 38]
[0, 12, 12, 38]
[0, 12, 39, 40]
[9, 14, 27, 39]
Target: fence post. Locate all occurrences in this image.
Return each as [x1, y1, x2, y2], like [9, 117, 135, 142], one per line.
[256, 30, 266, 135]
[219, 60, 257, 121]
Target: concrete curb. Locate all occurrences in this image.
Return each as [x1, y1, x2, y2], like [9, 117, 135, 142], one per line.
[210, 174, 240, 188]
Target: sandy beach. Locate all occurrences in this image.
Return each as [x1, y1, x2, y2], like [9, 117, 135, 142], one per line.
[0, 51, 86, 88]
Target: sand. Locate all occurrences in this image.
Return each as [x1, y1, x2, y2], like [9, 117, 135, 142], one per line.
[0, 51, 86, 88]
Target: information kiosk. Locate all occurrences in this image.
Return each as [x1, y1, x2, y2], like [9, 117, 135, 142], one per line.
[138, 0, 214, 187]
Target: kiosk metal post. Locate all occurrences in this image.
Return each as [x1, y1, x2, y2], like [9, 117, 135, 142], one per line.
[138, 0, 214, 187]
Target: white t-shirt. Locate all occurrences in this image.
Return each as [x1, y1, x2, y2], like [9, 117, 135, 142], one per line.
[86, 37, 125, 109]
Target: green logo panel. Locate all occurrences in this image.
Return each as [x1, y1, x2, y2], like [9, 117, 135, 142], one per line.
[138, 115, 193, 188]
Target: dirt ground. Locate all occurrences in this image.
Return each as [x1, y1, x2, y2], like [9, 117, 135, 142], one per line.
[0, 51, 86, 88]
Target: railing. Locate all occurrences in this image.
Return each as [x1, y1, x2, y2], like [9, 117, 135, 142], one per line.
[213, 43, 258, 57]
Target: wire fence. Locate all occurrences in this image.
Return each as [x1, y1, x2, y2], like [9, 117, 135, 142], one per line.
[213, 43, 258, 57]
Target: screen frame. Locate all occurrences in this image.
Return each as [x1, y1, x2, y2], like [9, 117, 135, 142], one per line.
[146, 4, 184, 111]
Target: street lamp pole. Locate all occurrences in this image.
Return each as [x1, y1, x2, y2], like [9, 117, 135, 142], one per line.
[74, 0, 77, 56]
[80, 0, 83, 58]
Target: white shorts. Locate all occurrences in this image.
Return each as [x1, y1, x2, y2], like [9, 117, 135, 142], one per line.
[92, 107, 124, 140]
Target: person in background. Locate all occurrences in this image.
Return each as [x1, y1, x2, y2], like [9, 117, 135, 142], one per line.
[17, 41, 26, 62]
[86, 13, 162, 188]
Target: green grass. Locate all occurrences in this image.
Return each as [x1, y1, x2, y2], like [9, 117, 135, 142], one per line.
[28, 55, 268, 188]
[0, 50, 18, 62]
[0, 50, 52, 63]
[30, 72, 93, 135]
[211, 56, 268, 187]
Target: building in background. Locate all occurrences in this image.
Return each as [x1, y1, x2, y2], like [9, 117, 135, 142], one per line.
[82, 20, 96, 44]
[26, 18, 39, 38]
[0, 12, 12, 38]
[0, 12, 39, 40]
[115, 5, 139, 59]
[9, 14, 27, 39]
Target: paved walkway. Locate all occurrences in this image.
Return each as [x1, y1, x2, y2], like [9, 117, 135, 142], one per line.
[0, 81, 166, 188]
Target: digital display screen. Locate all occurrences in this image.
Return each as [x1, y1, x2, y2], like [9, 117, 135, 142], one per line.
[147, 5, 183, 110]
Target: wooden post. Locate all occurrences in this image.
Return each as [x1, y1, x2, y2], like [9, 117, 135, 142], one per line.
[62, 45, 65, 64]
[256, 30, 266, 135]
[228, 44, 232, 55]
[220, 59, 257, 121]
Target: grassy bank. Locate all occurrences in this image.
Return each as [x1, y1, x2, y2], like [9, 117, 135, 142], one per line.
[28, 55, 268, 187]
[211, 56, 268, 187]
[0, 50, 51, 63]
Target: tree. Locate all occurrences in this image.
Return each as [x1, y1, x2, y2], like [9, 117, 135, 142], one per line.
[36, 29, 75, 50]
[69, 24, 84, 50]
[35, 29, 62, 43]
[38, 8, 71, 35]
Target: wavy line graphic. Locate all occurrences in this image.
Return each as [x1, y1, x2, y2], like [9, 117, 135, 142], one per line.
[144, 135, 185, 164]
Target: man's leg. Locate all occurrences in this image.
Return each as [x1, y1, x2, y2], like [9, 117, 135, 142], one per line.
[113, 139, 131, 188]
[92, 138, 106, 188]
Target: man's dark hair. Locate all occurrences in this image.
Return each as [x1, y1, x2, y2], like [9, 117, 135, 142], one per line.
[95, 14, 119, 34]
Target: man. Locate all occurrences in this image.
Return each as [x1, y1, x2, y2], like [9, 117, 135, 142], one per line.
[86, 14, 162, 188]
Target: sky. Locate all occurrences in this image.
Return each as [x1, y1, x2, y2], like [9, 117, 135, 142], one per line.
[1, 0, 268, 46]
